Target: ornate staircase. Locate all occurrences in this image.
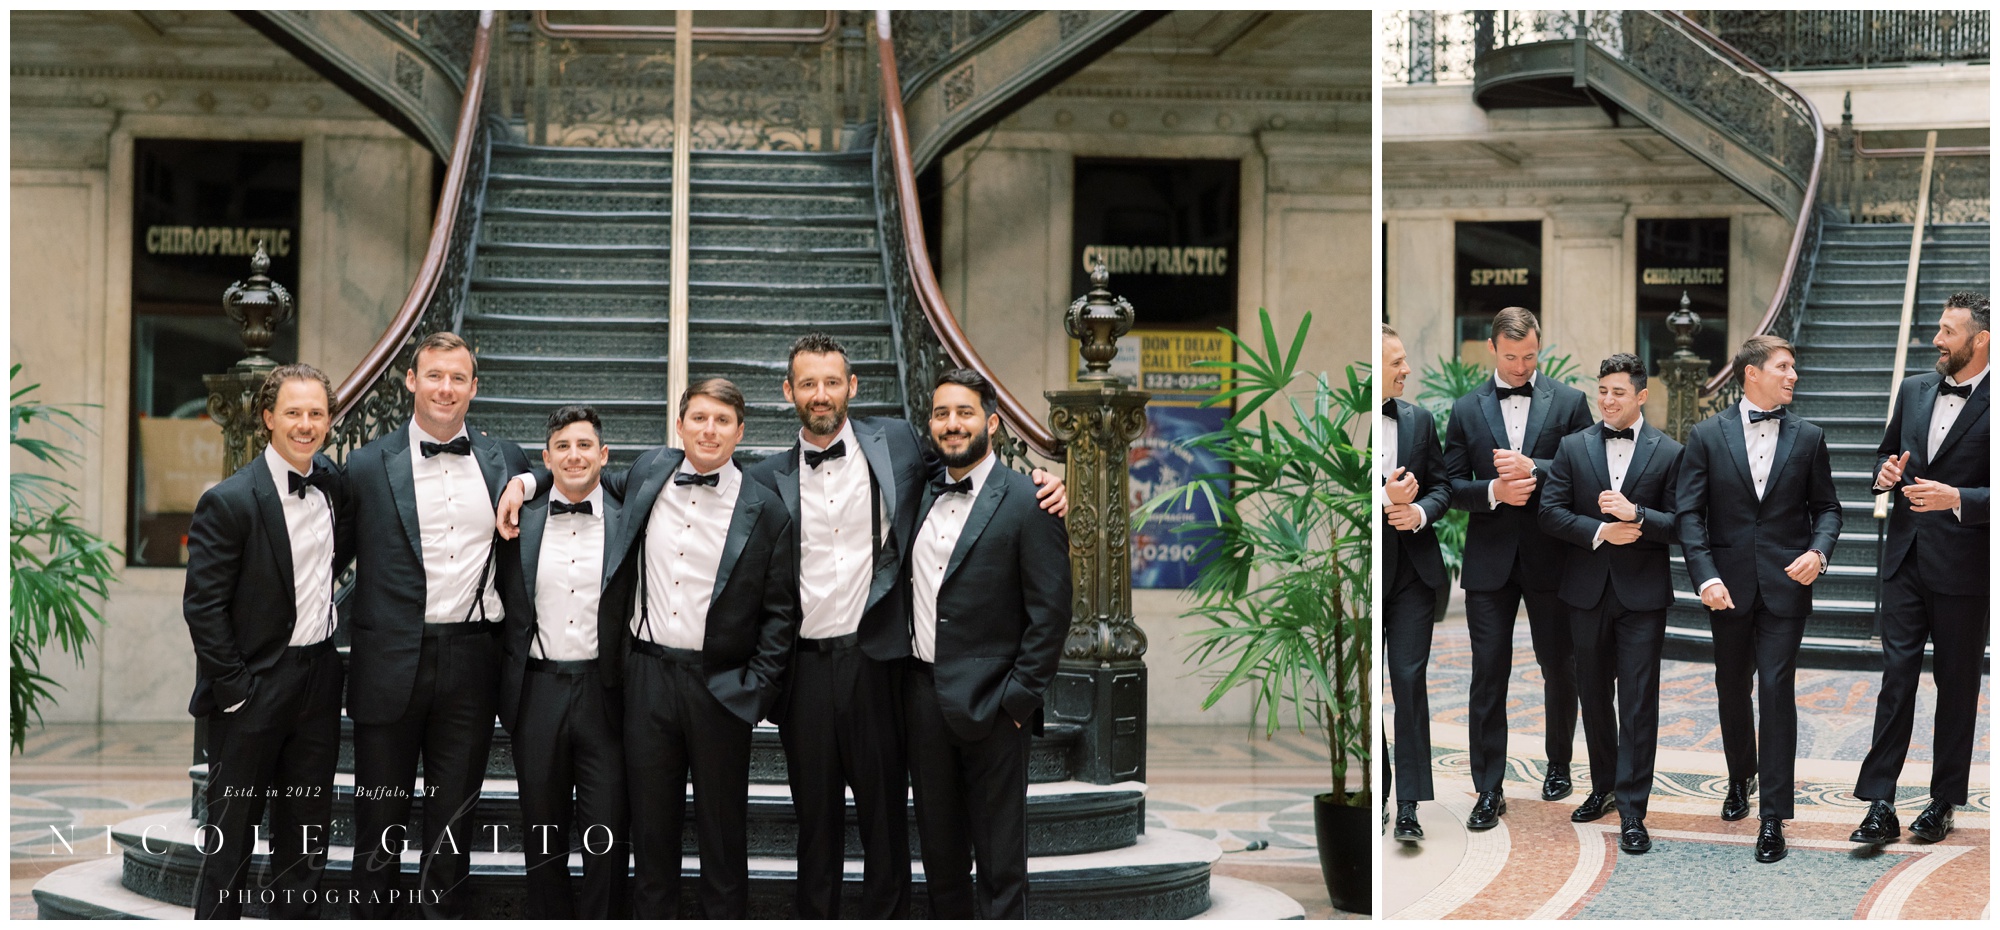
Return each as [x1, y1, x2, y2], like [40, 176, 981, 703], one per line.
[33, 9, 1305, 920]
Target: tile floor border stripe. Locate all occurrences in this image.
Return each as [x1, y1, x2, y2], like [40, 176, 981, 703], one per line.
[1392, 794, 1511, 920]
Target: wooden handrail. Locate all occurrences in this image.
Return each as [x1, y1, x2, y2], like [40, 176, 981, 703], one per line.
[874, 10, 1061, 458]
[533, 10, 838, 43]
[333, 11, 494, 419]
[1875, 131, 1938, 520]
[1676, 10, 1828, 397]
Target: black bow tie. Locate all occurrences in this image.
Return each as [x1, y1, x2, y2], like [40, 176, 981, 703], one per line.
[1601, 425, 1634, 442]
[931, 476, 974, 496]
[550, 499, 594, 517]
[421, 435, 472, 458]
[1496, 383, 1534, 399]
[1381, 400, 1398, 417]
[1746, 407, 1787, 424]
[675, 471, 720, 487]
[287, 468, 336, 499]
[804, 440, 846, 469]
[1938, 381, 1973, 398]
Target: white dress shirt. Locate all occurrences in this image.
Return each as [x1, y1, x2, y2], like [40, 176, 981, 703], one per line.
[409, 421, 505, 624]
[1378, 405, 1428, 532]
[1486, 371, 1537, 508]
[532, 484, 605, 661]
[1928, 368, 1984, 522]
[797, 421, 883, 641]
[911, 453, 998, 663]
[263, 445, 336, 647]
[1590, 417, 1641, 550]
[636, 459, 740, 649]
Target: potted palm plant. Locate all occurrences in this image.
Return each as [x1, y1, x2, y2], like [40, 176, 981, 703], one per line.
[10, 364, 117, 752]
[1136, 310, 1371, 913]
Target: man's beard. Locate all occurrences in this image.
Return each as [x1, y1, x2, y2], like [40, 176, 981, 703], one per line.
[932, 425, 991, 469]
[1936, 339, 1973, 377]
[794, 395, 849, 436]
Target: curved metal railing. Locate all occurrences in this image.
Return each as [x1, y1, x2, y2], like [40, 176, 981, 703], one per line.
[326, 11, 496, 460]
[873, 10, 1062, 460]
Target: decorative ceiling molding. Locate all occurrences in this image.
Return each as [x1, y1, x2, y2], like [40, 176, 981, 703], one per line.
[1049, 84, 1368, 104]
[10, 64, 325, 85]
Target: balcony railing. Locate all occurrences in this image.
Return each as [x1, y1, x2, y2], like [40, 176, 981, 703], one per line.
[1684, 10, 1989, 71]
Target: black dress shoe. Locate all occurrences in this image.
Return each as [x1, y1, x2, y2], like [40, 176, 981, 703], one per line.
[1908, 799, 1955, 843]
[1394, 801, 1425, 842]
[1619, 817, 1651, 854]
[1466, 790, 1506, 831]
[1720, 778, 1753, 822]
[1541, 765, 1574, 802]
[1571, 791, 1615, 823]
[1754, 817, 1786, 863]
[1848, 799, 1900, 846]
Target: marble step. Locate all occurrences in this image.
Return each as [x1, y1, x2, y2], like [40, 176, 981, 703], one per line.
[466, 289, 891, 325]
[185, 769, 1146, 857]
[65, 812, 1225, 920]
[1819, 222, 1986, 245]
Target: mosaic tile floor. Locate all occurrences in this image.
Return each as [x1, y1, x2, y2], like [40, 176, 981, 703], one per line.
[1385, 611, 1990, 921]
[10, 722, 1342, 919]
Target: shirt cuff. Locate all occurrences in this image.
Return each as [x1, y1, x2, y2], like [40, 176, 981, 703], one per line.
[1590, 524, 1606, 549]
[1698, 578, 1723, 595]
[1412, 507, 1428, 531]
[514, 471, 537, 498]
[1953, 503, 1962, 521]
[223, 700, 245, 713]
[1486, 480, 1499, 509]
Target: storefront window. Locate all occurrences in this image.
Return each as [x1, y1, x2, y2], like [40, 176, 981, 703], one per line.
[1454, 220, 1541, 362]
[128, 139, 301, 567]
[1635, 217, 1730, 378]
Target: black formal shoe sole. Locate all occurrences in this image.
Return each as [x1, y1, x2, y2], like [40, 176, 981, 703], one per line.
[1848, 826, 1898, 846]
[1755, 843, 1786, 863]
[1908, 823, 1951, 843]
[1395, 826, 1425, 843]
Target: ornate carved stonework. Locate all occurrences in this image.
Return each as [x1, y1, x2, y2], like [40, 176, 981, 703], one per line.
[1046, 387, 1149, 662]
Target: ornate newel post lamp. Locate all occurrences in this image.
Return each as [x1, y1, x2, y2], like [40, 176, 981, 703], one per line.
[202, 243, 295, 476]
[1045, 262, 1151, 785]
[1659, 290, 1710, 443]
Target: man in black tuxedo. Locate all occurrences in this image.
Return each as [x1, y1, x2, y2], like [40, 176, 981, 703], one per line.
[493, 405, 630, 917]
[903, 368, 1070, 919]
[183, 364, 349, 919]
[1676, 334, 1841, 863]
[1443, 306, 1595, 828]
[610, 379, 799, 918]
[1851, 292, 1990, 847]
[342, 331, 531, 917]
[1379, 325, 1451, 842]
[1538, 354, 1683, 854]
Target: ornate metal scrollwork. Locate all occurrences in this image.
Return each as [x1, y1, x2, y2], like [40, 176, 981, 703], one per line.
[1691, 10, 1989, 71]
[373, 10, 479, 81]
[1046, 389, 1150, 662]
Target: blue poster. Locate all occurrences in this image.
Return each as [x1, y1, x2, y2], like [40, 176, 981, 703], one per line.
[1122, 330, 1231, 589]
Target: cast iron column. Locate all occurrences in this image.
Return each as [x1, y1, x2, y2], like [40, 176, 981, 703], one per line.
[1659, 290, 1710, 443]
[1045, 263, 1150, 785]
[202, 242, 295, 475]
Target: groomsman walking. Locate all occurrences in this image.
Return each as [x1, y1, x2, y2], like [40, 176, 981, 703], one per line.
[1443, 306, 1594, 829]
[1851, 292, 1989, 846]
[1538, 354, 1683, 854]
[1676, 334, 1841, 863]
[1379, 325, 1452, 842]
[182, 364, 348, 919]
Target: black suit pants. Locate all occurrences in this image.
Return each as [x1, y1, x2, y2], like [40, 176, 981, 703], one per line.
[195, 640, 343, 920]
[1464, 558, 1577, 792]
[1385, 555, 1437, 802]
[903, 659, 1030, 919]
[625, 646, 753, 919]
[779, 640, 911, 918]
[1707, 598, 1806, 819]
[350, 626, 500, 919]
[516, 662, 627, 919]
[1857, 550, 1988, 806]
[1569, 598, 1666, 817]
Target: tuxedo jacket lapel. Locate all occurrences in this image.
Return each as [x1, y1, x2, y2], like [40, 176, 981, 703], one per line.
[1764, 413, 1802, 505]
[943, 472, 1008, 585]
[1522, 379, 1555, 453]
[597, 490, 624, 589]
[855, 419, 898, 530]
[1393, 401, 1416, 476]
[710, 489, 762, 606]
[613, 448, 679, 570]
[1626, 424, 1661, 490]
[472, 429, 507, 503]
[382, 426, 425, 563]
[249, 465, 298, 609]
[1931, 377, 1987, 465]
[1584, 426, 1613, 493]
[1717, 406, 1758, 499]
[774, 444, 803, 544]
[1907, 377, 1941, 471]
[1477, 385, 1510, 452]
[520, 499, 548, 602]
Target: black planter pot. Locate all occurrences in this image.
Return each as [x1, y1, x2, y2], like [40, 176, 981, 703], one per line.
[1315, 792, 1371, 915]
